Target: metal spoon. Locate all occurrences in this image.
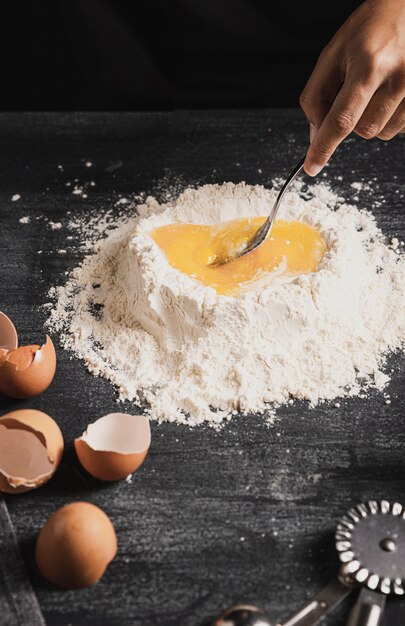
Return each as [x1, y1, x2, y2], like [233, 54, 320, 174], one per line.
[210, 155, 305, 267]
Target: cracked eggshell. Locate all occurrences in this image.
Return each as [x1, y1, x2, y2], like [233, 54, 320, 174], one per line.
[0, 335, 56, 399]
[0, 349, 8, 364]
[0, 311, 18, 350]
[0, 409, 64, 494]
[75, 413, 151, 481]
[35, 502, 117, 589]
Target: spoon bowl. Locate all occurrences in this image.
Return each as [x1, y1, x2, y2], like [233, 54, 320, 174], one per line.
[210, 155, 305, 267]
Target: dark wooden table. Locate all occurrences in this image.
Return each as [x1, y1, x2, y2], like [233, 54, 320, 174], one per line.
[0, 112, 404, 626]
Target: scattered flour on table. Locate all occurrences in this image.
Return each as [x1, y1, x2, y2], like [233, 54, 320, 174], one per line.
[49, 221, 62, 230]
[46, 182, 405, 427]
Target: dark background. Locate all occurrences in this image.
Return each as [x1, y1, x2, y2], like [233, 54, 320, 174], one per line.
[1, 0, 360, 110]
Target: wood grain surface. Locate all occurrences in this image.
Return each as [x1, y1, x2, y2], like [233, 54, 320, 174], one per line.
[0, 111, 404, 626]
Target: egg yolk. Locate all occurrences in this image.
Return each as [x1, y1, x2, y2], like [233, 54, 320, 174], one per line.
[150, 217, 326, 296]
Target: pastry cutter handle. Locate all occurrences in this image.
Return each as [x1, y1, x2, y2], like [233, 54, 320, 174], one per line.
[278, 579, 352, 626]
[345, 588, 385, 626]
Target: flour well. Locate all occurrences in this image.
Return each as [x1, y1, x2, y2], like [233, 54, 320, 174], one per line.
[47, 182, 405, 427]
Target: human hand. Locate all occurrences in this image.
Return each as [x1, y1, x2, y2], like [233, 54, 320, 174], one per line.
[300, 0, 405, 176]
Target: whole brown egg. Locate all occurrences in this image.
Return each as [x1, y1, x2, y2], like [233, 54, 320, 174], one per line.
[35, 502, 117, 589]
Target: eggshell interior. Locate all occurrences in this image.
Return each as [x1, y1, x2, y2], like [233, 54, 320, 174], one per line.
[75, 413, 151, 481]
[0, 335, 56, 399]
[0, 311, 18, 350]
[6, 344, 39, 369]
[0, 425, 54, 489]
[0, 409, 64, 493]
[0, 409, 64, 464]
[80, 413, 151, 453]
[0, 349, 8, 365]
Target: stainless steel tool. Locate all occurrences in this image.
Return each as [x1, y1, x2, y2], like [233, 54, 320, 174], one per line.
[215, 605, 274, 626]
[210, 156, 305, 267]
[214, 500, 405, 626]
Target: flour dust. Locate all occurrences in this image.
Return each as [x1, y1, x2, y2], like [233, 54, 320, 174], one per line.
[45, 181, 405, 428]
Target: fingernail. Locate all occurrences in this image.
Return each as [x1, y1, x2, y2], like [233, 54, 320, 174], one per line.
[305, 163, 323, 177]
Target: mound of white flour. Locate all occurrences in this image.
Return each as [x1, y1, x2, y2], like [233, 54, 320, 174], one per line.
[47, 182, 405, 427]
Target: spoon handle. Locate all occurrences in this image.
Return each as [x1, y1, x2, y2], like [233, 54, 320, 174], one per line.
[243, 155, 306, 256]
[267, 155, 306, 233]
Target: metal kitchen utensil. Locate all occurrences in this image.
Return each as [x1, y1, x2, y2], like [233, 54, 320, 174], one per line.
[210, 155, 305, 267]
[214, 500, 405, 626]
[214, 605, 274, 626]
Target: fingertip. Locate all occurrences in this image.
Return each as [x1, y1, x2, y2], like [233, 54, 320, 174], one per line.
[304, 161, 323, 177]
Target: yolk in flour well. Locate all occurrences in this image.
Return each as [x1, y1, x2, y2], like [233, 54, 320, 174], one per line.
[150, 218, 326, 296]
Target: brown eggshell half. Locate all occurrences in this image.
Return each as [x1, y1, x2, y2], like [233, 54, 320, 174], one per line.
[0, 335, 56, 399]
[0, 311, 18, 350]
[75, 413, 151, 481]
[0, 349, 8, 365]
[0, 409, 64, 494]
[35, 502, 117, 589]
